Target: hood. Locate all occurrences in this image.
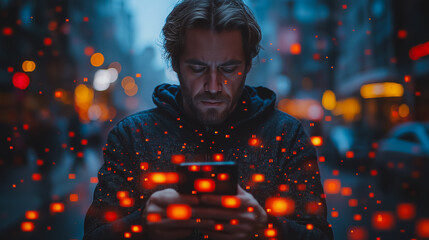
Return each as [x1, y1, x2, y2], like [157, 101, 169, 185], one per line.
[152, 83, 276, 127]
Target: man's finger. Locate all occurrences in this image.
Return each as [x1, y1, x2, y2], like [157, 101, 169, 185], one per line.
[193, 207, 254, 222]
[148, 218, 216, 229]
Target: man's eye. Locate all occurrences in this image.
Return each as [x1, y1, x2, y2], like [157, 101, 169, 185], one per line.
[190, 66, 206, 73]
[220, 67, 236, 73]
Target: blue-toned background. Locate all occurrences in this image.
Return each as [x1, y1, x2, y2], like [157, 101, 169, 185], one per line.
[1, 0, 429, 239]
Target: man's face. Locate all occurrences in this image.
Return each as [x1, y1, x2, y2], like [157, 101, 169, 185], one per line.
[178, 28, 248, 125]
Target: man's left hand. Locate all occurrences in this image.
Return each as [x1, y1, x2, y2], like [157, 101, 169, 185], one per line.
[193, 184, 268, 240]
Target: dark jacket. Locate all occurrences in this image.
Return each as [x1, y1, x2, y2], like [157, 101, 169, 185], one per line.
[84, 84, 334, 240]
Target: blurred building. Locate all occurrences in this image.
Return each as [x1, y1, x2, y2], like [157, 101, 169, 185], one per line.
[332, 0, 429, 141]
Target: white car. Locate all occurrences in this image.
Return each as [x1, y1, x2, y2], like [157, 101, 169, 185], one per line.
[375, 122, 429, 198]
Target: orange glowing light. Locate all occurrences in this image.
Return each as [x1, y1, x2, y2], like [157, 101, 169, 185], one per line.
[252, 174, 265, 182]
[105, 211, 118, 222]
[341, 187, 352, 196]
[140, 162, 149, 170]
[265, 228, 277, 237]
[25, 211, 39, 220]
[21, 222, 34, 232]
[32, 173, 42, 181]
[306, 224, 314, 230]
[397, 203, 416, 220]
[189, 165, 200, 172]
[150, 173, 167, 183]
[324, 179, 341, 194]
[70, 194, 79, 202]
[124, 232, 131, 238]
[194, 179, 216, 192]
[213, 153, 224, 161]
[217, 173, 229, 181]
[416, 219, 429, 238]
[248, 138, 260, 146]
[290, 43, 301, 55]
[171, 155, 185, 164]
[90, 53, 104, 67]
[54, 90, 63, 98]
[166, 172, 179, 184]
[117, 191, 129, 199]
[215, 224, 224, 231]
[372, 211, 395, 230]
[311, 136, 323, 146]
[69, 173, 76, 179]
[131, 225, 143, 232]
[147, 213, 161, 222]
[167, 204, 192, 220]
[331, 211, 339, 218]
[265, 197, 294, 216]
[22, 60, 36, 72]
[221, 196, 241, 208]
[120, 197, 135, 208]
[50, 203, 64, 213]
[12, 72, 30, 90]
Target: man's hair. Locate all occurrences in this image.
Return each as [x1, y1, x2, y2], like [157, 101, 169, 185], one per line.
[162, 0, 262, 71]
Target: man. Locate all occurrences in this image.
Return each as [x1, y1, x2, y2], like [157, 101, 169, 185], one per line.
[84, 0, 334, 239]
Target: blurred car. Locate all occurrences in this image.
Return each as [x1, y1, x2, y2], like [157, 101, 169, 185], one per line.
[375, 122, 429, 198]
[329, 126, 372, 168]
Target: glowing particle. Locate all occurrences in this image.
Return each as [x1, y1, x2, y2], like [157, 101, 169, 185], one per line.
[167, 204, 192, 220]
[90, 53, 104, 67]
[12, 72, 30, 90]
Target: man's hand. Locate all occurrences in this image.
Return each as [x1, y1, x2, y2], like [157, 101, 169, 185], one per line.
[193, 185, 269, 240]
[143, 188, 214, 240]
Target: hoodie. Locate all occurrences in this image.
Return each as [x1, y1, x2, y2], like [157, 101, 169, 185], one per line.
[84, 84, 334, 240]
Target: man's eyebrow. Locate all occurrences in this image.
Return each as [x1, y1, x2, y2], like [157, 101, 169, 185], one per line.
[184, 59, 243, 66]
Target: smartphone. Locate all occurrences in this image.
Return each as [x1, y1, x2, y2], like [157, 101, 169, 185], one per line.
[177, 161, 238, 195]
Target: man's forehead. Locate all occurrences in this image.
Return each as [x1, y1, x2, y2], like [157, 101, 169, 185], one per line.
[181, 28, 245, 62]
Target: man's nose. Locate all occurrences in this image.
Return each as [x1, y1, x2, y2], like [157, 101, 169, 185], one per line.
[204, 69, 222, 94]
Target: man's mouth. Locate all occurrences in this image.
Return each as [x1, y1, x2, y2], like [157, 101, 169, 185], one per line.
[201, 100, 223, 106]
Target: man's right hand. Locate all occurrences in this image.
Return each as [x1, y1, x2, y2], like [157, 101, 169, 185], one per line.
[142, 188, 214, 240]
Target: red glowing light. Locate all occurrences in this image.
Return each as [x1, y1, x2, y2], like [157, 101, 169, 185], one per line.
[215, 224, 224, 231]
[140, 162, 149, 170]
[346, 151, 354, 158]
[189, 165, 200, 172]
[248, 138, 260, 146]
[105, 211, 118, 222]
[279, 184, 289, 192]
[70, 194, 79, 202]
[342, 4, 347, 9]
[398, 30, 408, 39]
[194, 179, 216, 192]
[43, 37, 52, 46]
[202, 165, 212, 172]
[146, 213, 161, 222]
[372, 211, 395, 230]
[341, 187, 352, 196]
[171, 154, 185, 164]
[409, 41, 429, 61]
[397, 203, 416, 220]
[3, 27, 13, 36]
[32, 173, 42, 181]
[12, 72, 30, 90]
[84, 46, 95, 56]
[416, 219, 429, 238]
[347, 226, 368, 240]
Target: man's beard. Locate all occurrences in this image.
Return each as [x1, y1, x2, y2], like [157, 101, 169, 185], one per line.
[178, 74, 245, 126]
